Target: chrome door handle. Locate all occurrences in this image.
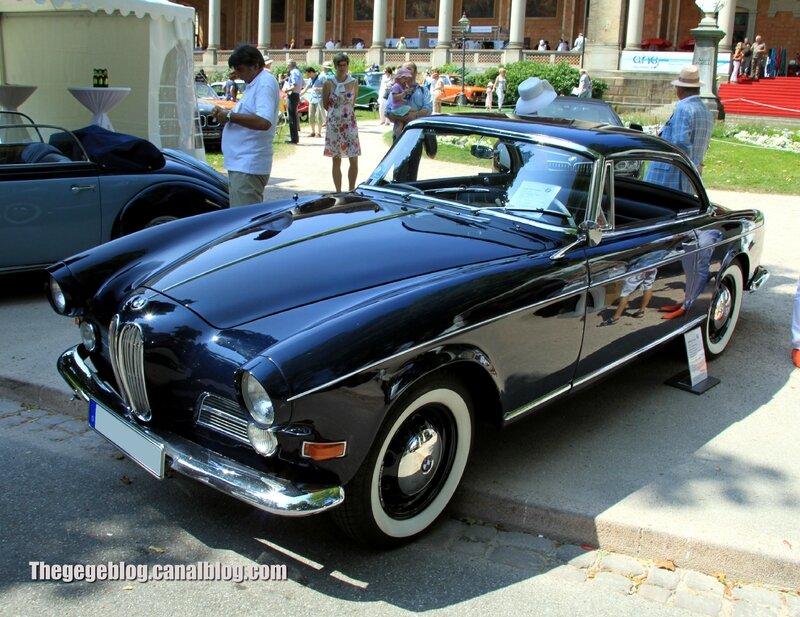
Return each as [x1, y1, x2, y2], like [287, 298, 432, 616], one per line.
[71, 185, 97, 193]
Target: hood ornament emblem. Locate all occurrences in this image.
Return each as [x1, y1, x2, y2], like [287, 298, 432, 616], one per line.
[128, 295, 148, 310]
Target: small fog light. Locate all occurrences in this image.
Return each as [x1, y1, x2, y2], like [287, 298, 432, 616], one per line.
[79, 321, 97, 351]
[247, 422, 278, 456]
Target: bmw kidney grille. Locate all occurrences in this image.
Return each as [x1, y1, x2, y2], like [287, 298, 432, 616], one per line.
[109, 315, 152, 422]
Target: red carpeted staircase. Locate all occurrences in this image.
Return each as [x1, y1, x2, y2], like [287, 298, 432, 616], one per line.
[719, 77, 800, 119]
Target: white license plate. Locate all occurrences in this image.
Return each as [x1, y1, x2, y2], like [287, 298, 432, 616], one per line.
[89, 400, 165, 479]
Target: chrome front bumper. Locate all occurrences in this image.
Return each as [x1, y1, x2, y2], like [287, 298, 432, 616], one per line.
[57, 345, 344, 517]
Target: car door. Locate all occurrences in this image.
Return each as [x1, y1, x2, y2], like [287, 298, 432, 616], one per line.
[0, 152, 101, 271]
[574, 158, 702, 383]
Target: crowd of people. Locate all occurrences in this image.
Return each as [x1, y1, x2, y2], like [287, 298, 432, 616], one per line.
[212, 44, 600, 205]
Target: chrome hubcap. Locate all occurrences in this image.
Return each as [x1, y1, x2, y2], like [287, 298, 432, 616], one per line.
[712, 285, 732, 326]
[397, 424, 441, 496]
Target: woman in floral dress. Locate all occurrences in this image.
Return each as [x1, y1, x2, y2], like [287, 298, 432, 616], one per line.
[323, 52, 361, 192]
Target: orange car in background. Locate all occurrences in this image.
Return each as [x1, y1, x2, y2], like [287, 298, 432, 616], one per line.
[438, 74, 487, 105]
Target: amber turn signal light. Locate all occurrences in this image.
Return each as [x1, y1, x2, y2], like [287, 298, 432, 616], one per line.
[301, 441, 347, 461]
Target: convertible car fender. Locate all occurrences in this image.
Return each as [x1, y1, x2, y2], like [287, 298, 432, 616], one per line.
[113, 180, 229, 237]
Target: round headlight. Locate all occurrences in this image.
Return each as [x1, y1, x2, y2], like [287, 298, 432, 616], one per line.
[247, 422, 278, 456]
[49, 277, 67, 314]
[241, 372, 275, 426]
[79, 321, 97, 352]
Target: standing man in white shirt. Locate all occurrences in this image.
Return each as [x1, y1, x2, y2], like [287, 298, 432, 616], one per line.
[213, 45, 280, 207]
[285, 60, 304, 144]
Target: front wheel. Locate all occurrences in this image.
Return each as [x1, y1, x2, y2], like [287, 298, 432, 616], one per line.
[704, 262, 743, 358]
[333, 374, 473, 546]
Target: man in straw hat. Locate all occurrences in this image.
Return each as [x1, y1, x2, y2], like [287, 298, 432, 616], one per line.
[512, 77, 557, 116]
[644, 64, 713, 191]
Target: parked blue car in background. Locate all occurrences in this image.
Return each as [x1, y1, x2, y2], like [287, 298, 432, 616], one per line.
[0, 112, 229, 274]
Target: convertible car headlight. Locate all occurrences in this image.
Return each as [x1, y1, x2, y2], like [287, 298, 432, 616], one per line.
[48, 276, 68, 314]
[241, 371, 275, 426]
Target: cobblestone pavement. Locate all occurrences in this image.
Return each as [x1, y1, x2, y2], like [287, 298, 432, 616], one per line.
[420, 519, 800, 617]
[2, 397, 797, 616]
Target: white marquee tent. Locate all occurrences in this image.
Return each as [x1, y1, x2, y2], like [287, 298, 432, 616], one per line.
[0, 0, 202, 156]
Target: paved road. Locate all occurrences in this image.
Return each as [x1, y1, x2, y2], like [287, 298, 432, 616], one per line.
[3, 395, 797, 617]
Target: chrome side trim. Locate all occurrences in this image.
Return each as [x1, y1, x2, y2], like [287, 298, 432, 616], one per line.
[58, 346, 344, 517]
[503, 385, 571, 422]
[572, 316, 705, 389]
[502, 316, 706, 423]
[287, 283, 589, 402]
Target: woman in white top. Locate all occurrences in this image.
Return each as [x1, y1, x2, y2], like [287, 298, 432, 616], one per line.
[493, 68, 507, 111]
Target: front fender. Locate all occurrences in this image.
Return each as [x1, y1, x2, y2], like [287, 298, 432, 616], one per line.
[286, 344, 501, 486]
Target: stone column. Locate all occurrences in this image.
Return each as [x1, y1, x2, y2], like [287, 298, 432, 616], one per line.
[692, 24, 726, 119]
[507, 0, 525, 49]
[204, 0, 221, 65]
[371, 0, 387, 48]
[312, 0, 326, 48]
[367, 0, 388, 68]
[582, 0, 625, 72]
[624, 0, 644, 50]
[257, 0, 272, 53]
[717, 0, 735, 51]
[436, 0, 455, 48]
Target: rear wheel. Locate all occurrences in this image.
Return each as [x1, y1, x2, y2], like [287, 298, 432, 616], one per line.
[333, 373, 473, 546]
[704, 262, 743, 358]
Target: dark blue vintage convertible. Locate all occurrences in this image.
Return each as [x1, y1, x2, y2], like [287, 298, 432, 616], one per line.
[48, 114, 768, 546]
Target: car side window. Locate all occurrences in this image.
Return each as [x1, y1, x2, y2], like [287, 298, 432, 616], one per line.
[609, 157, 703, 228]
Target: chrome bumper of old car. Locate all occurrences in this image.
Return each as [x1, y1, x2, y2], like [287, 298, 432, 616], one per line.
[747, 266, 769, 292]
[57, 345, 344, 517]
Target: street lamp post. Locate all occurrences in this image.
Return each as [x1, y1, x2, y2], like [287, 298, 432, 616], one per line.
[457, 13, 470, 106]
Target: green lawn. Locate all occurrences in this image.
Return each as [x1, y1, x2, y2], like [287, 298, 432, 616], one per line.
[703, 137, 799, 195]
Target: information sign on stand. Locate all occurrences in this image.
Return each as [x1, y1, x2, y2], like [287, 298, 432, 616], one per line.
[665, 327, 720, 394]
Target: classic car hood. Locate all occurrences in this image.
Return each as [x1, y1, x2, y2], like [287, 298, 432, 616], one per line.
[145, 194, 546, 328]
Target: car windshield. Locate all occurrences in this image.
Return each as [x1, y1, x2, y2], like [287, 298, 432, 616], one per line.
[364, 125, 596, 228]
[536, 99, 621, 125]
[195, 82, 220, 99]
[0, 124, 89, 162]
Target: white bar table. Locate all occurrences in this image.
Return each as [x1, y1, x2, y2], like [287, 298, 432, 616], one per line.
[0, 85, 38, 140]
[68, 86, 130, 131]
[0, 84, 37, 112]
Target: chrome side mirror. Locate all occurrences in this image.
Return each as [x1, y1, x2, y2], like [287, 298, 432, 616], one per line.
[579, 221, 603, 247]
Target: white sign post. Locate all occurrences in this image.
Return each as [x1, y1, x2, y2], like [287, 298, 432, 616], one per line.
[665, 327, 720, 394]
